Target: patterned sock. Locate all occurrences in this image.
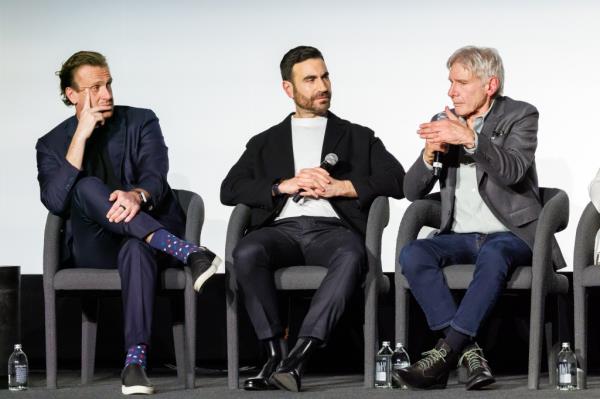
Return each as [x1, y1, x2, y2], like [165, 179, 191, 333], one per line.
[125, 344, 148, 369]
[148, 229, 200, 264]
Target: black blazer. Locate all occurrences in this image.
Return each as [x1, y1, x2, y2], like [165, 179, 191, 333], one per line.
[220, 112, 405, 235]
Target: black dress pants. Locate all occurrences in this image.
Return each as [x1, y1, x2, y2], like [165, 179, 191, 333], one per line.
[233, 216, 365, 341]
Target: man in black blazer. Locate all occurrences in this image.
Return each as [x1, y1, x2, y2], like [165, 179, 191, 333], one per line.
[221, 46, 404, 392]
[395, 46, 565, 391]
[36, 51, 220, 395]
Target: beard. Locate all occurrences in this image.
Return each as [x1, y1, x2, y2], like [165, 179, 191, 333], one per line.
[293, 88, 331, 116]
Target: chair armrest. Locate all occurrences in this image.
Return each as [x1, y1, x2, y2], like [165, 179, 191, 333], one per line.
[43, 213, 64, 290]
[531, 189, 569, 284]
[183, 192, 204, 246]
[225, 204, 252, 273]
[574, 202, 600, 275]
[395, 199, 441, 265]
[364, 196, 389, 280]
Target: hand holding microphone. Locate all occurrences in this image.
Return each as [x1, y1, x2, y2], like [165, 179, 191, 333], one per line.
[431, 112, 448, 177]
[292, 153, 339, 202]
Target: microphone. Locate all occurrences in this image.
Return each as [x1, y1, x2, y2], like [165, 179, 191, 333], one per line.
[292, 153, 339, 203]
[431, 111, 448, 177]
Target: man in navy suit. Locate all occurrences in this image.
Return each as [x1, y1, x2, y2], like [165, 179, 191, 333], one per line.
[36, 51, 220, 395]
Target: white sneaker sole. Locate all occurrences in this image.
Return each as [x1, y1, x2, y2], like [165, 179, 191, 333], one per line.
[193, 255, 222, 292]
[121, 384, 154, 395]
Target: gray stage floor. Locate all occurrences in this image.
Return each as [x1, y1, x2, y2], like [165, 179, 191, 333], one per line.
[2, 370, 600, 399]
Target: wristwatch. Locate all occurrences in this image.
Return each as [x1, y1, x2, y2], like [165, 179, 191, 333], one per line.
[134, 189, 151, 210]
[272, 182, 282, 196]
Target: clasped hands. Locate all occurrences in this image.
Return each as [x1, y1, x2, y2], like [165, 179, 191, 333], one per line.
[418, 107, 476, 165]
[278, 167, 356, 199]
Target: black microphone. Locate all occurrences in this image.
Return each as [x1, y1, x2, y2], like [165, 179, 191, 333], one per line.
[431, 112, 448, 177]
[292, 153, 339, 203]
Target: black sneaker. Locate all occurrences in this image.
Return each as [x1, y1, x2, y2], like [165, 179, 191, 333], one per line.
[121, 364, 154, 395]
[187, 247, 222, 292]
[392, 338, 458, 390]
[458, 343, 495, 390]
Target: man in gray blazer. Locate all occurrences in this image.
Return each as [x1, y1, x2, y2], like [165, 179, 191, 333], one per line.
[394, 46, 564, 390]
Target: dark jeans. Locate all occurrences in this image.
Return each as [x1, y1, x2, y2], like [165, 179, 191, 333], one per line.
[233, 216, 365, 341]
[69, 176, 168, 349]
[399, 231, 532, 337]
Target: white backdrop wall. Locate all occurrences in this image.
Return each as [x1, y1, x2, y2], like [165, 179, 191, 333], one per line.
[1, 0, 598, 274]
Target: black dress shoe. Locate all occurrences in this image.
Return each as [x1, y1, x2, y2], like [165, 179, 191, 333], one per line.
[458, 343, 495, 390]
[270, 337, 320, 392]
[392, 338, 458, 390]
[187, 247, 222, 292]
[244, 338, 284, 391]
[121, 364, 154, 395]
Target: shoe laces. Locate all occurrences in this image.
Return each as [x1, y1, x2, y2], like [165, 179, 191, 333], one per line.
[415, 347, 448, 369]
[458, 347, 487, 371]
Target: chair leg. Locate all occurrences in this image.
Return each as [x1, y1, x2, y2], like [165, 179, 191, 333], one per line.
[574, 286, 587, 389]
[171, 294, 186, 386]
[44, 287, 57, 389]
[395, 286, 409, 348]
[528, 288, 546, 389]
[545, 319, 556, 387]
[226, 273, 239, 389]
[81, 297, 99, 385]
[363, 277, 377, 388]
[184, 268, 197, 389]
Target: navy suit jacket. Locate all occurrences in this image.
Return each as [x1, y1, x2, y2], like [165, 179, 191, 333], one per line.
[36, 106, 185, 256]
[220, 111, 405, 235]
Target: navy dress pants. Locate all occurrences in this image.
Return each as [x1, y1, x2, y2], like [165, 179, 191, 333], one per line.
[233, 216, 365, 342]
[399, 232, 532, 337]
[69, 176, 166, 349]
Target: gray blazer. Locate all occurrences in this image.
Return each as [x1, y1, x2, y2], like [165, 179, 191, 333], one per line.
[404, 96, 566, 269]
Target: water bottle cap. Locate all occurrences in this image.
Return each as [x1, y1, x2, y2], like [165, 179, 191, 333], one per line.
[382, 341, 390, 346]
[396, 342, 404, 348]
[561, 342, 570, 349]
[14, 344, 21, 350]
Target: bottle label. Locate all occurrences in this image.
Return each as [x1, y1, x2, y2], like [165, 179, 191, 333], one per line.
[376, 371, 387, 381]
[558, 363, 571, 384]
[15, 364, 28, 384]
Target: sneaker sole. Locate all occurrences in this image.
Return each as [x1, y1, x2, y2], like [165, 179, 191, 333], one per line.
[193, 255, 222, 292]
[121, 384, 154, 395]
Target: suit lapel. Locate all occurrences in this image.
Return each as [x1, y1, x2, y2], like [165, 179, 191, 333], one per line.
[272, 113, 296, 177]
[477, 98, 505, 185]
[321, 111, 346, 160]
[105, 110, 126, 183]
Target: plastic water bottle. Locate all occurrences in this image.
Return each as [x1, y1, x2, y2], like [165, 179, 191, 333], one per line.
[556, 342, 577, 390]
[8, 344, 28, 391]
[391, 342, 410, 389]
[375, 341, 393, 388]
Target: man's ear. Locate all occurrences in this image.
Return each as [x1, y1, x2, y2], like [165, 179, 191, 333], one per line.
[487, 76, 500, 97]
[65, 87, 78, 105]
[282, 80, 294, 99]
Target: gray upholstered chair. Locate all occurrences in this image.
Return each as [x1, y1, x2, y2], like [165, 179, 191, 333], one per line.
[574, 201, 600, 389]
[43, 189, 203, 389]
[395, 187, 569, 389]
[225, 196, 390, 389]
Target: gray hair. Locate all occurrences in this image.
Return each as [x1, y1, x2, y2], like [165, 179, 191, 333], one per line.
[447, 46, 504, 97]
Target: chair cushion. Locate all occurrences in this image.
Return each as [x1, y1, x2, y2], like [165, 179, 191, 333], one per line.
[398, 265, 568, 293]
[274, 266, 327, 290]
[582, 265, 600, 287]
[273, 266, 390, 294]
[54, 267, 187, 290]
